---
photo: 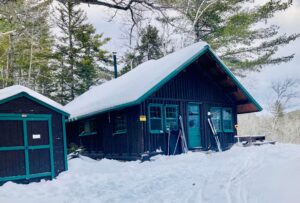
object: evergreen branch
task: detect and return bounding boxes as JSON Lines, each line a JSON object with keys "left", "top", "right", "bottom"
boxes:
{"left": 221, "top": 33, "right": 300, "bottom": 57}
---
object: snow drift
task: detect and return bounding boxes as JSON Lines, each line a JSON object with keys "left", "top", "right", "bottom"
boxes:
{"left": 1, "top": 144, "right": 300, "bottom": 203}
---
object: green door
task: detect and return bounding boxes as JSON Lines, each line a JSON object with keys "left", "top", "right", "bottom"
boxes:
{"left": 26, "top": 119, "right": 54, "bottom": 179}
{"left": 0, "top": 114, "right": 54, "bottom": 182}
{"left": 187, "top": 104, "right": 201, "bottom": 148}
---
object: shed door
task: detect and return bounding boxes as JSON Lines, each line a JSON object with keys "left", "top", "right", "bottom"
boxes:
{"left": 27, "top": 120, "right": 53, "bottom": 177}
{"left": 187, "top": 104, "right": 202, "bottom": 148}
{"left": 0, "top": 115, "right": 54, "bottom": 182}
{"left": 0, "top": 120, "right": 26, "bottom": 179}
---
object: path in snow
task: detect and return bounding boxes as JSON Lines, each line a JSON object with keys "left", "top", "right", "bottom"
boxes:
{"left": 1, "top": 144, "right": 300, "bottom": 203}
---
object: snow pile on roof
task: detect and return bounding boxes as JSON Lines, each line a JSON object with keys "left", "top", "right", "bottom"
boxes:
{"left": 0, "top": 85, "right": 68, "bottom": 114}
{"left": 65, "top": 41, "right": 208, "bottom": 119}
{"left": 1, "top": 144, "right": 300, "bottom": 203}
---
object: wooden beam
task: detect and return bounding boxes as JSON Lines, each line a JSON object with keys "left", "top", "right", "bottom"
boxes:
{"left": 223, "top": 86, "right": 238, "bottom": 93}
{"left": 237, "top": 100, "right": 250, "bottom": 105}
{"left": 214, "top": 74, "right": 227, "bottom": 81}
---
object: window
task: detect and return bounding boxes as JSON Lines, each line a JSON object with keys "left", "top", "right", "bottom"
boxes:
{"left": 79, "top": 119, "right": 97, "bottom": 136}
{"left": 210, "top": 107, "right": 234, "bottom": 133}
{"left": 222, "top": 108, "right": 233, "bottom": 132}
{"left": 210, "top": 107, "right": 222, "bottom": 132}
{"left": 148, "top": 104, "right": 163, "bottom": 134}
{"left": 113, "top": 114, "right": 127, "bottom": 135}
{"left": 165, "top": 105, "right": 178, "bottom": 131}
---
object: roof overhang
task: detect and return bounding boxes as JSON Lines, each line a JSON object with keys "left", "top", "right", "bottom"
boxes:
{"left": 68, "top": 45, "right": 261, "bottom": 121}
{"left": 205, "top": 48, "right": 263, "bottom": 114}
{"left": 0, "top": 92, "right": 70, "bottom": 117}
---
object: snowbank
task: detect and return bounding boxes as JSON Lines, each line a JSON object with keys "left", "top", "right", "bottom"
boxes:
{"left": 1, "top": 144, "right": 300, "bottom": 203}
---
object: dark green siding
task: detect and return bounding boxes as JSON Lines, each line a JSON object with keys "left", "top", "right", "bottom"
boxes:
{"left": 67, "top": 54, "right": 238, "bottom": 159}
{"left": 0, "top": 97, "right": 67, "bottom": 182}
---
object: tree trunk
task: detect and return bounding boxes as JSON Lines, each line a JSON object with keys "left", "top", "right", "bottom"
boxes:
{"left": 68, "top": 2, "right": 75, "bottom": 101}
{"left": 28, "top": 28, "right": 34, "bottom": 86}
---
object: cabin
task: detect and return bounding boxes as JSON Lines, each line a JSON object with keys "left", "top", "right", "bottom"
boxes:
{"left": 65, "top": 42, "right": 262, "bottom": 160}
{"left": 0, "top": 85, "right": 69, "bottom": 183}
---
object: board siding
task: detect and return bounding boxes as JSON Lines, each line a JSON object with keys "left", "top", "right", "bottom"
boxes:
{"left": 67, "top": 57, "right": 238, "bottom": 159}
{"left": 0, "top": 97, "right": 66, "bottom": 179}
{"left": 67, "top": 106, "right": 143, "bottom": 160}
{"left": 141, "top": 60, "right": 237, "bottom": 153}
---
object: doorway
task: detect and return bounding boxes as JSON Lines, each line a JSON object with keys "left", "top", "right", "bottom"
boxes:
{"left": 187, "top": 104, "right": 202, "bottom": 148}
{"left": 0, "top": 114, "right": 54, "bottom": 182}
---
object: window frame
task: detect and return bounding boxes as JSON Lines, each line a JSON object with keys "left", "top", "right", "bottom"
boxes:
{"left": 148, "top": 103, "right": 164, "bottom": 134}
{"left": 210, "top": 107, "right": 234, "bottom": 133}
{"left": 164, "top": 104, "right": 179, "bottom": 131}
{"left": 113, "top": 113, "right": 127, "bottom": 135}
{"left": 79, "top": 119, "right": 97, "bottom": 137}
{"left": 210, "top": 107, "right": 222, "bottom": 133}
{"left": 222, "top": 107, "right": 234, "bottom": 133}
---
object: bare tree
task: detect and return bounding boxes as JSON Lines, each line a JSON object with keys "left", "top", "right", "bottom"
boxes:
{"left": 269, "top": 78, "right": 299, "bottom": 137}
{"left": 271, "top": 79, "right": 299, "bottom": 113}
{"left": 68, "top": 0, "right": 171, "bottom": 45}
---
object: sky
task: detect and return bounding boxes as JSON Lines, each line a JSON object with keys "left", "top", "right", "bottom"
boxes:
{"left": 77, "top": 1, "right": 300, "bottom": 113}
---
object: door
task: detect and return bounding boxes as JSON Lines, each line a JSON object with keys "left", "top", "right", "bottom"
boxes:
{"left": 27, "top": 119, "right": 54, "bottom": 178}
{"left": 0, "top": 119, "right": 26, "bottom": 179}
{"left": 187, "top": 104, "right": 201, "bottom": 148}
{"left": 0, "top": 114, "right": 54, "bottom": 182}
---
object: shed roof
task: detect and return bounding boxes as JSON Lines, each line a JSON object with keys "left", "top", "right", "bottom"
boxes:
{"left": 0, "top": 85, "right": 69, "bottom": 116}
{"left": 65, "top": 42, "right": 262, "bottom": 120}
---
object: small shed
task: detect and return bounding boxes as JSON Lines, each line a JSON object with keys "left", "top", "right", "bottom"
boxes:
{"left": 0, "top": 85, "right": 69, "bottom": 183}
{"left": 65, "top": 41, "right": 262, "bottom": 160}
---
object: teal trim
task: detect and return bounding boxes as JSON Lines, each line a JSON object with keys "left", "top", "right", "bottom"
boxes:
{"left": 222, "top": 108, "right": 234, "bottom": 133}
{"left": 69, "top": 46, "right": 210, "bottom": 121}
{"left": 0, "top": 92, "right": 69, "bottom": 117}
{"left": 0, "top": 175, "right": 27, "bottom": 182}
{"left": 138, "top": 47, "right": 209, "bottom": 105}
{"left": 79, "top": 131, "right": 97, "bottom": 136}
{"left": 0, "top": 145, "right": 50, "bottom": 151}
{"left": 112, "top": 113, "right": 127, "bottom": 135}
{"left": 0, "top": 172, "right": 52, "bottom": 182}
{"left": 187, "top": 103, "right": 202, "bottom": 148}
{"left": 28, "top": 172, "right": 52, "bottom": 179}
{"left": 62, "top": 116, "right": 68, "bottom": 171}
{"left": 164, "top": 104, "right": 179, "bottom": 131}
{"left": 48, "top": 119, "right": 55, "bottom": 179}
{"left": 206, "top": 48, "right": 263, "bottom": 112}
{"left": 0, "top": 146, "right": 25, "bottom": 151}
{"left": 210, "top": 107, "right": 235, "bottom": 133}
{"left": 148, "top": 103, "right": 164, "bottom": 134}
{"left": 0, "top": 114, "right": 55, "bottom": 182}
{"left": 23, "top": 119, "right": 30, "bottom": 179}
{"left": 0, "top": 117, "right": 23, "bottom": 120}
{"left": 113, "top": 130, "right": 127, "bottom": 135}
{"left": 69, "top": 44, "right": 262, "bottom": 121}
{"left": 210, "top": 107, "right": 222, "bottom": 133}
{"left": 26, "top": 117, "right": 51, "bottom": 121}
{"left": 0, "top": 113, "right": 51, "bottom": 119}
{"left": 28, "top": 145, "right": 50, "bottom": 150}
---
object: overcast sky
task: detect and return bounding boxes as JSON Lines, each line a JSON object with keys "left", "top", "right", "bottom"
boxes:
{"left": 77, "top": 1, "right": 300, "bottom": 113}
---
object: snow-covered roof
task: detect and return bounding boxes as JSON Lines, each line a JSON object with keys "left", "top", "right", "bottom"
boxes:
{"left": 65, "top": 41, "right": 262, "bottom": 120}
{"left": 0, "top": 85, "right": 69, "bottom": 116}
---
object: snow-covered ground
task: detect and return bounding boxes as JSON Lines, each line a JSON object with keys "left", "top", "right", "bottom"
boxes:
{"left": 1, "top": 144, "right": 300, "bottom": 203}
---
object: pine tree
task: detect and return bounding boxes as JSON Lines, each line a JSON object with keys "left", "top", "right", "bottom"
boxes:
{"left": 55, "top": 0, "right": 86, "bottom": 103}
{"left": 74, "top": 24, "right": 111, "bottom": 96}
{"left": 0, "top": 0, "right": 54, "bottom": 92}
{"left": 136, "top": 25, "right": 163, "bottom": 62}
{"left": 169, "top": 0, "right": 300, "bottom": 73}
{"left": 54, "top": 0, "right": 111, "bottom": 104}
{"left": 122, "top": 25, "right": 163, "bottom": 74}
{"left": 120, "top": 52, "right": 139, "bottom": 75}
